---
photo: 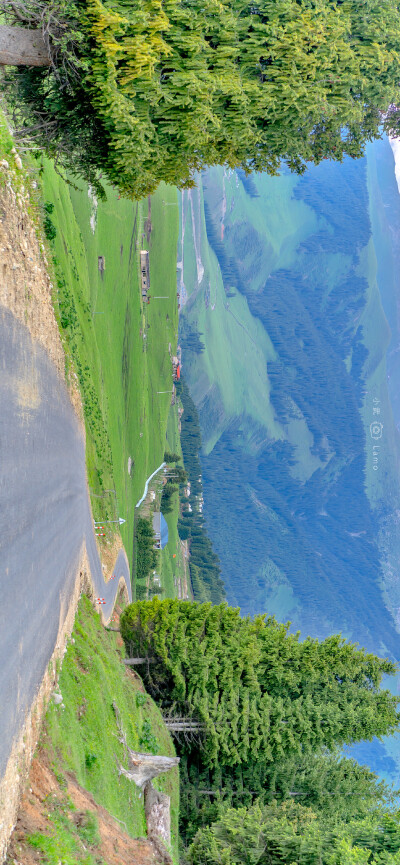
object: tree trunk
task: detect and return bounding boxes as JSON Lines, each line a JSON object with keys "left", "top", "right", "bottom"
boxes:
{"left": 0, "top": 25, "right": 50, "bottom": 66}
{"left": 144, "top": 782, "right": 171, "bottom": 845}
{"left": 163, "top": 717, "right": 204, "bottom": 732}
{"left": 144, "top": 782, "right": 173, "bottom": 865}
{"left": 123, "top": 657, "right": 155, "bottom": 665}
{"left": 116, "top": 751, "right": 180, "bottom": 789}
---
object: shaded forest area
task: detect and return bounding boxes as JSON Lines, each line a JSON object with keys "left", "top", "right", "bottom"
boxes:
{"left": 176, "top": 378, "right": 225, "bottom": 604}
{"left": 199, "top": 157, "right": 400, "bottom": 656}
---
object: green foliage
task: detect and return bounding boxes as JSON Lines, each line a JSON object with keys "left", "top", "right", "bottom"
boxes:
{"left": 53, "top": 250, "right": 114, "bottom": 486}
{"left": 179, "top": 749, "right": 396, "bottom": 845}
{"left": 164, "top": 451, "right": 181, "bottom": 463}
{"left": 43, "top": 214, "right": 57, "bottom": 241}
{"left": 120, "top": 599, "right": 400, "bottom": 768}
{"left": 161, "top": 482, "right": 179, "bottom": 514}
{"left": 187, "top": 800, "right": 400, "bottom": 865}
{"left": 136, "top": 581, "right": 148, "bottom": 600}
{"left": 135, "top": 516, "right": 158, "bottom": 580}
{"left": 176, "top": 377, "right": 225, "bottom": 603}
{"left": 6, "top": 0, "right": 400, "bottom": 197}
{"left": 84, "top": 752, "right": 98, "bottom": 771}
{"left": 166, "top": 466, "right": 187, "bottom": 484}
{"left": 139, "top": 718, "right": 158, "bottom": 753}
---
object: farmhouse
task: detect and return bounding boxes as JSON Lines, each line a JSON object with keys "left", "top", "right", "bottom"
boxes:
{"left": 172, "top": 355, "right": 181, "bottom": 381}
{"left": 140, "top": 250, "right": 150, "bottom": 295}
{"left": 152, "top": 511, "right": 169, "bottom": 550}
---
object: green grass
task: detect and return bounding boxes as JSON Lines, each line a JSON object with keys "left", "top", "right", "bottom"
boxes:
{"left": 43, "top": 595, "right": 179, "bottom": 861}
{"left": 0, "top": 110, "right": 27, "bottom": 192}
{"left": 180, "top": 178, "right": 281, "bottom": 454}
{"left": 41, "top": 162, "right": 179, "bottom": 572}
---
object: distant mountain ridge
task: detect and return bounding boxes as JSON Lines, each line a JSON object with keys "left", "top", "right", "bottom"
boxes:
{"left": 179, "top": 140, "right": 400, "bottom": 664}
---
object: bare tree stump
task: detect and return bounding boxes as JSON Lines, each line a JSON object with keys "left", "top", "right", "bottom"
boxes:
{"left": 116, "top": 751, "right": 180, "bottom": 789}
{"left": 113, "top": 701, "right": 179, "bottom": 789}
{"left": 0, "top": 26, "right": 50, "bottom": 66}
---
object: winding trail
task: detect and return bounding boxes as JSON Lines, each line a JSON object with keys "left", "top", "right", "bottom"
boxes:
{"left": 0, "top": 306, "right": 131, "bottom": 780}
{"left": 135, "top": 461, "right": 166, "bottom": 509}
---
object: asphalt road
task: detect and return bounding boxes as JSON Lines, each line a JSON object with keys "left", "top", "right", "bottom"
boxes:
{"left": 0, "top": 307, "right": 131, "bottom": 779}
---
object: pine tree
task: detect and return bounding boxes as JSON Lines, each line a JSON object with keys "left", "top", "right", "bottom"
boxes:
{"left": 4, "top": 0, "right": 400, "bottom": 197}
{"left": 188, "top": 800, "right": 400, "bottom": 865}
{"left": 120, "top": 599, "right": 400, "bottom": 767}
{"left": 179, "top": 749, "right": 395, "bottom": 845}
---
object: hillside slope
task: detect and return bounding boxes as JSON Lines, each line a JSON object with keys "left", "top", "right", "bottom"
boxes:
{"left": 179, "top": 143, "right": 400, "bottom": 660}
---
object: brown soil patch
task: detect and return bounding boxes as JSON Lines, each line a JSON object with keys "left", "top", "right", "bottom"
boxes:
{"left": 100, "top": 532, "right": 124, "bottom": 582}
{"left": 6, "top": 750, "right": 159, "bottom": 865}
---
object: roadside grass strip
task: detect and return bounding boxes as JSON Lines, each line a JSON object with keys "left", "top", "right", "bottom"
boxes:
{"left": 42, "top": 596, "right": 179, "bottom": 861}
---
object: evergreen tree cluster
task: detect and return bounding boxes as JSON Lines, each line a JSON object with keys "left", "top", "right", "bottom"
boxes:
{"left": 177, "top": 377, "right": 225, "bottom": 603}
{"left": 187, "top": 798, "right": 400, "bottom": 865}
{"left": 179, "top": 749, "right": 393, "bottom": 845}
{"left": 120, "top": 599, "right": 400, "bottom": 861}
{"left": 135, "top": 516, "right": 157, "bottom": 581}
{"left": 120, "top": 599, "right": 399, "bottom": 769}
{"left": 5, "top": 0, "right": 400, "bottom": 196}
{"left": 161, "top": 480, "right": 179, "bottom": 514}
{"left": 179, "top": 319, "right": 206, "bottom": 356}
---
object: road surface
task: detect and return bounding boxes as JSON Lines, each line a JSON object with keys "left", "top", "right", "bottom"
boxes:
{"left": 0, "top": 307, "right": 131, "bottom": 779}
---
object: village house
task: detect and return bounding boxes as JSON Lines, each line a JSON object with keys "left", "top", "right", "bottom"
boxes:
{"left": 152, "top": 511, "right": 169, "bottom": 550}
{"left": 140, "top": 250, "right": 150, "bottom": 298}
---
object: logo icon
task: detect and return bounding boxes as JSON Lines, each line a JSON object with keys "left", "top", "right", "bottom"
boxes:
{"left": 370, "top": 422, "right": 383, "bottom": 440}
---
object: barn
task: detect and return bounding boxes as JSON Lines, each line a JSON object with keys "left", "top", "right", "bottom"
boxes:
{"left": 152, "top": 511, "right": 169, "bottom": 550}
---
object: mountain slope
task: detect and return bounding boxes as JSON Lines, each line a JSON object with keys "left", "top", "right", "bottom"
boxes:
{"left": 179, "top": 142, "right": 400, "bottom": 661}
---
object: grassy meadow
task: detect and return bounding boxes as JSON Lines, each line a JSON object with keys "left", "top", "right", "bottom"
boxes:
{"left": 159, "top": 402, "right": 191, "bottom": 599}
{"left": 179, "top": 166, "right": 322, "bottom": 456}
{"left": 41, "top": 161, "right": 179, "bottom": 574}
